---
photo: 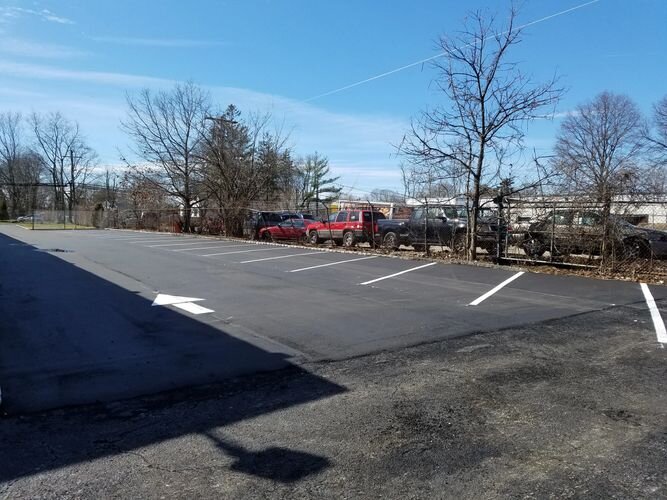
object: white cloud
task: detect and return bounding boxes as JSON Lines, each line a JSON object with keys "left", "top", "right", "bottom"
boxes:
{"left": 0, "top": 86, "right": 45, "bottom": 98}
{"left": 0, "top": 60, "right": 173, "bottom": 87}
{"left": 0, "top": 61, "right": 409, "bottom": 190}
{"left": 0, "top": 39, "right": 88, "bottom": 59}
{"left": 90, "top": 36, "right": 228, "bottom": 48}
{"left": 0, "top": 7, "right": 74, "bottom": 25}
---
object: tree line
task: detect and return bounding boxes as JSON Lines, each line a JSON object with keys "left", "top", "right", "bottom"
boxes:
{"left": 1, "top": 5, "right": 666, "bottom": 255}
{"left": 0, "top": 87, "right": 342, "bottom": 234}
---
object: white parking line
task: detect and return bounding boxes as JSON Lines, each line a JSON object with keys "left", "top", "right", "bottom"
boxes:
{"left": 172, "top": 244, "right": 255, "bottom": 252}
{"left": 201, "top": 247, "right": 288, "bottom": 257}
{"left": 359, "top": 262, "right": 437, "bottom": 286}
{"left": 640, "top": 283, "right": 667, "bottom": 344}
{"left": 468, "top": 271, "right": 525, "bottom": 306}
{"left": 289, "top": 255, "right": 378, "bottom": 273}
{"left": 240, "top": 251, "right": 321, "bottom": 264}
{"left": 106, "top": 236, "right": 171, "bottom": 241}
{"left": 129, "top": 238, "right": 190, "bottom": 244}
{"left": 147, "top": 241, "right": 215, "bottom": 247}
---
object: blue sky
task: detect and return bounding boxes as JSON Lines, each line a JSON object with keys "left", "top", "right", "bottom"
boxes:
{"left": 0, "top": 0, "right": 665, "bottom": 196}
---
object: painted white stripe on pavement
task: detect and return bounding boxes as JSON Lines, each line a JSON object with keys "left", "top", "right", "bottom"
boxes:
{"left": 359, "top": 262, "right": 437, "bottom": 285}
{"left": 106, "top": 236, "right": 171, "bottom": 241}
{"left": 172, "top": 302, "right": 214, "bottom": 315}
{"left": 240, "top": 251, "right": 321, "bottom": 264}
{"left": 147, "top": 240, "right": 215, "bottom": 247}
{"left": 289, "top": 255, "right": 378, "bottom": 272}
{"left": 172, "top": 244, "right": 255, "bottom": 252}
{"left": 201, "top": 247, "right": 287, "bottom": 257}
{"left": 640, "top": 283, "right": 667, "bottom": 344}
{"left": 129, "top": 238, "right": 186, "bottom": 244}
{"left": 469, "top": 271, "right": 525, "bottom": 306}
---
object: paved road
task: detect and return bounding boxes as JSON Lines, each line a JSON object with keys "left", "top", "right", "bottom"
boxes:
{"left": 0, "top": 226, "right": 665, "bottom": 414}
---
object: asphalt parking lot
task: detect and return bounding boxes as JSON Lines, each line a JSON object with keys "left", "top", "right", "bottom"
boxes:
{"left": 1, "top": 226, "right": 667, "bottom": 498}
{"left": 1, "top": 225, "right": 665, "bottom": 414}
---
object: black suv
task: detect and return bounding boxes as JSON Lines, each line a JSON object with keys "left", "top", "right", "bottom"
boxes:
{"left": 521, "top": 210, "right": 667, "bottom": 259}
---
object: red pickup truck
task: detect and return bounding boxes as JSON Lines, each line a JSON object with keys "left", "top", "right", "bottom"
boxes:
{"left": 307, "top": 209, "right": 385, "bottom": 247}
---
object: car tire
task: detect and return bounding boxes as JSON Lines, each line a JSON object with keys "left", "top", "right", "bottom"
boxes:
{"left": 452, "top": 234, "right": 466, "bottom": 254}
{"left": 309, "top": 230, "right": 319, "bottom": 245}
{"left": 621, "top": 238, "right": 651, "bottom": 259}
{"left": 521, "top": 236, "right": 546, "bottom": 259}
{"left": 342, "top": 231, "right": 356, "bottom": 248}
{"left": 299, "top": 233, "right": 309, "bottom": 245}
{"left": 412, "top": 243, "right": 426, "bottom": 252}
{"left": 383, "top": 231, "right": 399, "bottom": 250}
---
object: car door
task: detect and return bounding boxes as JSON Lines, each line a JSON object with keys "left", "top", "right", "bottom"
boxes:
{"left": 409, "top": 208, "right": 426, "bottom": 242}
{"left": 331, "top": 211, "right": 349, "bottom": 240}
{"left": 430, "top": 206, "right": 452, "bottom": 245}
{"left": 576, "top": 211, "right": 603, "bottom": 254}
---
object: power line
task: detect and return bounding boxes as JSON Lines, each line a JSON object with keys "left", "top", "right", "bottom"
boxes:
{"left": 302, "top": 0, "right": 601, "bottom": 103}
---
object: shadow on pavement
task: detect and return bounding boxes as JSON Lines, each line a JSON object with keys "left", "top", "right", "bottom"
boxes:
{"left": 0, "top": 231, "right": 345, "bottom": 483}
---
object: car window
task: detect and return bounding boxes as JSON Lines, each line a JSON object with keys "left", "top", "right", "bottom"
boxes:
{"left": 578, "top": 212, "right": 601, "bottom": 226}
{"left": 336, "top": 211, "right": 348, "bottom": 223}
{"left": 302, "top": 214, "right": 315, "bottom": 219}
{"left": 350, "top": 212, "right": 359, "bottom": 222}
{"left": 291, "top": 220, "right": 304, "bottom": 227}
{"left": 263, "top": 213, "right": 282, "bottom": 223}
{"left": 424, "top": 207, "right": 441, "bottom": 219}
{"left": 362, "top": 211, "right": 385, "bottom": 222}
{"left": 442, "top": 207, "right": 459, "bottom": 219}
{"left": 548, "top": 211, "right": 573, "bottom": 225}
{"left": 328, "top": 213, "right": 337, "bottom": 222}
{"left": 412, "top": 208, "right": 424, "bottom": 220}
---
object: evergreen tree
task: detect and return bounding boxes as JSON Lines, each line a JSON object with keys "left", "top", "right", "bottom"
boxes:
{"left": 299, "top": 153, "right": 341, "bottom": 215}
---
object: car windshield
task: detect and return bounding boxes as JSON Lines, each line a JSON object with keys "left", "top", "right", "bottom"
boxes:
{"left": 442, "top": 207, "right": 466, "bottom": 219}
{"left": 262, "top": 213, "right": 282, "bottom": 223}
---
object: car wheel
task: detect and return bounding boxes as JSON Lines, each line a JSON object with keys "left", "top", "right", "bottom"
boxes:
{"left": 309, "top": 230, "right": 319, "bottom": 245}
{"left": 452, "top": 234, "right": 466, "bottom": 254}
{"left": 342, "top": 231, "right": 356, "bottom": 248}
{"left": 299, "top": 233, "right": 309, "bottom": 245}
{"left": 412, "top": 243, "right": 426, "bottom": 252}
{"left": 621, "top": 238, "right": 651, "bottom": 259}
{"left": 521, "top": 236, "right": 546, "bottom": 259}
{"left": 383, "top": 231, "right": 399, "bottom": 250}
{"left": 262, "top": 231, "right": 273, "bottom": 241}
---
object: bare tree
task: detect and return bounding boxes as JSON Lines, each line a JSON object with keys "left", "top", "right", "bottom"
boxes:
{"left": 31, "top": 112, "right": 90, "bottom": 215}
{"left": 400, "top": 6, "right": 563, "bottom": 259}
{"left": 553, "top": 91, "right": 646, "bottom": 256}
{"left": 121, "top": 81, "right": 210, "bottom": 232}
{"left": 554, "top": 92, "right": 645, "bottom": 207}
{"left": 370, "top": 188, "right": 404, "bottom": 203}
{"left": 201, "top": 105, "right": 294, "bottom": 236}
{"left": 119, "top": 169, "right": 169, "bottom": 228}
{"left": 645, "top": 95, "right": 667, "bottom": 189}
{"left": 0, "top": 112, "right": 41, "bottom": 217}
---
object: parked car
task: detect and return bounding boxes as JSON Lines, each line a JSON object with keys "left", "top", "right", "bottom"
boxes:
{"left": 16, "top": 214, "right": 44, "bottom": 223}
{"left": 306, "top": 209, "right": 385, "bottom": 247}
{"left": 243, "top": 211, "right": 284, "bottom": 240}
{"left": 377, "top": 205, "right": 499, "bottom": 253}
{"left": 259, "top": 218, "right": 311, "bottom": 243}
{"left": 279, "top": 211, "right": 317, "bottom": 222}
{"left": 520, "top": 210, "right": 667, "bottom": 259}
